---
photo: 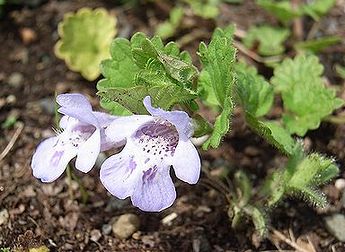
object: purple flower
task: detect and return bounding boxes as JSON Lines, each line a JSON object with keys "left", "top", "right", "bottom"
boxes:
{"left": 100, "top": 96, "right": 201, "bottom": 212}
{"left": 31, "top": 93, "right": 117, "bottom": 183}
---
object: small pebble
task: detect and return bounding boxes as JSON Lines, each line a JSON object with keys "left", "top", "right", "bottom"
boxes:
{"left": 161, "top": 212, "right": 178, "bottom": 226}
{"left": 335, "top": 179, "right": 345, "bottom": 191}
{"left": 132, "top": 231, "right": 141, "bottom": 240}
{"left": 6, "top": 95, "right": 16, "bottom": 104}
{"left": 141, "top": 235, "right": 155, "bottom": 248}
{"left": 39, "top": 97, "right": 55, "bottom": 115}
{"left": 102, "top": 224, "right": 112, "bottom": 235}
{"left": 8, "top": 72, "right": 24, "bottom": 88}
{"left": 90, "top": 229, "right": 102, "bottom": 242}
{"left": 112, "top": 213, "right": 140, "bottom": 239}
{"left": 324, "top": 214, "right": 345, "bottom": 242}
{"left": 20, "top": 27, "right": 37, "bottom": 44}
{"left": 0, "top": 209, "right": 9, "bottom": 225}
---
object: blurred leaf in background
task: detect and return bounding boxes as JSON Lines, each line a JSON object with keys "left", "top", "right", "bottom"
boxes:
{"left": 302, "top": 0, "right": 336, "bottom": 21}
{"left": 294, "top": 36, "right": 341, "bottom": 53}
{"left": 256, "top": 0, "right": 336, "bottom": 23}
{"left": 156, "top": 6, "right": 184, "bottom": 39}
{"left": 183, "top": 0, "right": 220, "bottom": 19}
{"left": 271, "top": 54, "right": 343, "bottom": 136}
{"left": 243, "top": 25, "right": 290, "bottom": 56}
{"left": 55, "top": 8, "right": 117, "bottom": 81}
{"left": 256, "top": 0, "right": 301, "bottom": 23}
{"left": 336, "top": 64, "right": 345, "bottom": 79}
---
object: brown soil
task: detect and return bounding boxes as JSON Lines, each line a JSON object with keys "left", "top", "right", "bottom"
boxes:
{"left": 1, "top": 0, "right": 345, "bottom": 251}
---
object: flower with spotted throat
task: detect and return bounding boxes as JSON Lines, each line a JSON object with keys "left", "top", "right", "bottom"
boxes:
{"left": 31, "top": 93, "right": 117, "bottom": 182}
{"left": 100, "top": 96, "right": 201, "bottom": 212}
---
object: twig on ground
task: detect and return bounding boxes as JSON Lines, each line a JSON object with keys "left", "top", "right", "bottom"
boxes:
{"left": 234, "top": 40, "right": 283, "bottom": 64}
{"left": 269, "top": 228, "right": 312, "bottom": 252}
{"left": 0, "top": 122, "right": 24, "bottom": 162}
{"left": 177, "top": 29, "right": 209, "bottom": 47}
{"left": 292, "top": 0, "right": 303, "bottom": 40}
{"left": 234, "top": 28, "right": 246, "bottom": 39}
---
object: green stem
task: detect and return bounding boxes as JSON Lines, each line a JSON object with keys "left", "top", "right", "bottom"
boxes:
{"left": 71, "top": 171, "right": 89, "bottom": 204}
{"left": 325, "top": 115, "right": 345, "bottom": 124}
{"left": 66, "top": 165, "right": 74, "bottom": 201}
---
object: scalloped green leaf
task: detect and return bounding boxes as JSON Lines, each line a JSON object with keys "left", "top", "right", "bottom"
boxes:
{"left": 271, "top": 54, "right": 344, "bottom": 136}
{"left": 235, "top": 63, "right": 274, "bottom": 117}
{"left": 198, "top": 26, "right": 237, "bottom": 149}
{"left": 97, "top": 32, "right": 198, "bottom": 115}
{"left": 243, "top": 25, "right": 290, "bottom": 56}
{"left": 55, "top": 8, "right": 117, "bottom": 81}
{"left": 98, "top": 84, "right": 197, "bottom": 114}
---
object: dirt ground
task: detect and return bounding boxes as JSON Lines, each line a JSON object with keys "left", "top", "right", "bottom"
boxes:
{"left": 1, "top": 0, "right": 345, "bottom": 251}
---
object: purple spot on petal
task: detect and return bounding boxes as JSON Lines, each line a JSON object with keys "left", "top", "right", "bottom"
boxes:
{"left": 144, "top": 158, "right": 150, "bottom": 164}
{"left": 50, "top": 151, "right": 64, "bottom": 167}
{"left": 142, "top": 166, "right": 157, "bottom": 184}
{"left": 129, "top": 157, "right": 137, "bottom": 171}
{"left": 133, "top": 119, "right": 179, "bottom": 159}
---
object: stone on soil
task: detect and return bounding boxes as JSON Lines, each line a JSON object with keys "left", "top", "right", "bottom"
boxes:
{"left": 0, "top": 209, "right": 9, "bottom": 226}
{"left": 112, "top": 213, "right": 140, "bottom": 239}
{"left": 324, "top": 214, "right": 345, "bottom": 242}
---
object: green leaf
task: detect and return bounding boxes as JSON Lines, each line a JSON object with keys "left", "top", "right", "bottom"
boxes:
{"left": 271, "top": 54, "right": 344, "bottom": 136}
{"left": 245, "top": 113, "right": 297, "bottom": 156}
{"left": 132, "top": 38, "right": 198, "bottom": 88}
{"left": 184, "top": 0, "right": 220, "bottom": 19}
{"left": 243, "top": 25, "right": 290, "bottom": 56}
{"left": 243, "top": 205, "right": 268, "bottom": 237}
{"left": 198, "top": 26, "right": 237, "bottom": 149}
{"left": 302, "top": 0, "right": 336, "bottom": 20}
{"left": 97, "top": 32, "right": 198, "bottom": 115}
{"left": 335, "top": 64, "right": 345, "bottom": 79}
{"left": 295, "top": 186, "right": 328, "bottom": 208}
{"left": 235, "top": 63, "right": 274, "bottom": 117}
{"left": 256, "top": 0, "right": 301, "bottom": 23}
{"left": 261, "top": 148, "right": 338, "bottom": 208}
{"left": 286, "top": 153, "right": 338, "bottom": 208}
{"left": 55, "top": 8, "right": 117, "bottom": 81}
{"left": 155, "top": 7, "right": 184, "bottom": 39}
{"left": 234, "top": 170, "right": 252, "bottom": 207}
{"left": 260, "top": 170, "right": 286, "bottom": 207}
{"left": 294, "top": 36, "right": 341, "bottom": 53}
{"left": 98, "top": 84, "right": 197, "bottom": 114}
{"left": 257, "top": 0, "right": 335, "bottom": 22}
{"left": 192, "top": 114, "right": 214, "bottom": 137}
{"left": 288, "top": 153, "right": 339, "bottom": 188}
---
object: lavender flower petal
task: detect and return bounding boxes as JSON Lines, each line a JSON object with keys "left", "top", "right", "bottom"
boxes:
{"left": 56, "top": 93, "right": 92, "bottom": 111}
{"left": 143, "top": 96, "right": 193, "bottom": 140}
{"left": 75, "top": 129, "right": 101, "bottom": 173}
{"left": 131, "top": 166, "right": 176, "bottom": 212}
{"left": 105, "top": 115, "right": 153, "bottom": 143}
{"left": 172, "top": 139, "right": 201, "bottom": 184}
{"left": 57, "top": 93, "right": 98, "bottom": 126}
{"left": 92, "top": 111, "right": 117, "bottom": 128}
{"left": 31, "top": 137, "right": 77, "bottom": 182}
{"left": 100, "top": 144, "right": 141, "bottom": 199}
